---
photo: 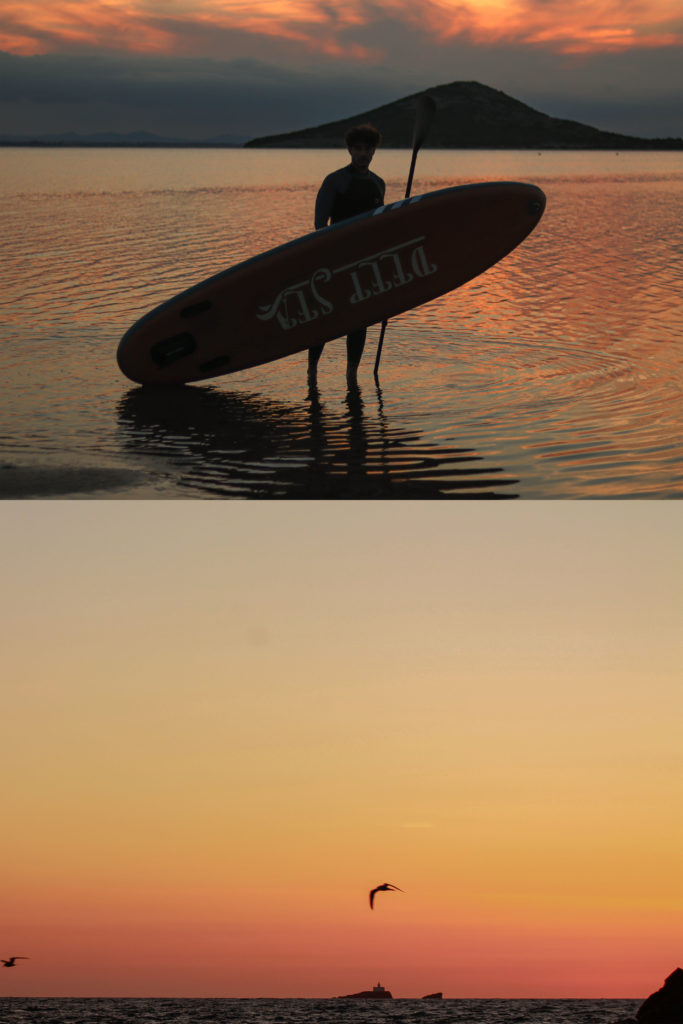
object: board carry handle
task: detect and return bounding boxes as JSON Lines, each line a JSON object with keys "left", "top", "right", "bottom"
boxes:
{"left": 374, "top": 93, "right": 436, "bottom": 379}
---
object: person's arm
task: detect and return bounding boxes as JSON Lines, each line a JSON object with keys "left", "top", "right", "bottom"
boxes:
{"left": 314, "top": 172, "right": 339, "bottom": 229}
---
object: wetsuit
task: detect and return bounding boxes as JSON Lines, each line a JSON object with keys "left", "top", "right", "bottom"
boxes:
{"left": 315, "top": 164, "right": 386, "bottom": 229}
{"left": 310, "top": 164, "right": 386, "bottom": 372}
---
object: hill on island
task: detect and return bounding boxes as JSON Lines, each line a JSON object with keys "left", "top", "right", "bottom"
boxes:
{"left": 245, "top": 81, "right": 682, "bottom": 150}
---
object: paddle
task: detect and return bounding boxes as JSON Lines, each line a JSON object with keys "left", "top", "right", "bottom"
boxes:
{"left": 373, "top": 93, "right": 437, "bottom": 379}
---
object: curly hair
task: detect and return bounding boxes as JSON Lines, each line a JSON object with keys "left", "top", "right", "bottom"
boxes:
{"left": 344, "top": 123, "right": 382, "bottom": 148}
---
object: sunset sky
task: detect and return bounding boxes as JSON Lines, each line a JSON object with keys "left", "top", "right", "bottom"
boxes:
{"left": 1, "top": 501, "right": 681, "bottom": 998}
{"left": 1, "top": 0, "right": 682, "bottom": 138}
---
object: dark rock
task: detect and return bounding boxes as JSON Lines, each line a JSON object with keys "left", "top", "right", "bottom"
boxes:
{"left": 422, "top": 992, "right": 443, "bottom": 999}
{"left": 636, "top": 968, "right": 683, "bottom": 1023}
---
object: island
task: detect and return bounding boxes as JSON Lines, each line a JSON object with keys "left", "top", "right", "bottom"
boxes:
{"left": 337, "top": 983, "right": 445, "bottom": 999}
{"left": 245, "top": 81, "right": 683, "bottom": 151}
{"left": 4, "top": 81, "right": 681, "bottom": 151}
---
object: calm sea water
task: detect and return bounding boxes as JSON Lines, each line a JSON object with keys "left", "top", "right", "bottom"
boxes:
{"left": 1, "top": 148, "right": 681, "bottom": 498}
{"left": 0, "top": 998, "right": 641, "bottom": 1023}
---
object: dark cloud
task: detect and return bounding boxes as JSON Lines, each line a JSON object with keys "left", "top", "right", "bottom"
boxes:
{"left": 514, "top": 46, "right": 683, "bottom": 136}
{"left": 0, "top": 38, "right": 681, "bottom": 139}
{"left": 0, "top": 51, "right": 411, "bottom": 137}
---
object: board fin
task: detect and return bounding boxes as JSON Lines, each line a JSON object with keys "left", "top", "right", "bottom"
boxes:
{"left": 199, "top": 354, "right": 232, "bottom": 373}
{"left": 150, "top": 332, "right": 197, "bottom": 368}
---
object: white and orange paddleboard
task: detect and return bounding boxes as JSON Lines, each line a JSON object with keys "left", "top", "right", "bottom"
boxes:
{"left": 117, "top": 181, "right": 545, "bottom": 385}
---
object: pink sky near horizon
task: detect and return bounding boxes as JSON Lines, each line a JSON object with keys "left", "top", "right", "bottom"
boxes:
{"left": 1, "top": 502, "right": 682, "bottom": 998}
{"left": 2, "top": 0, "right": 683, "bottom": 59}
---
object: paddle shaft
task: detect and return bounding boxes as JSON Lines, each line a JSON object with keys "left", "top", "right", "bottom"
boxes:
{"left": 373, "top": 165, "right": 415, "bottom": 370}
{"left": 404, "top": 149, "right": 419, "bottom": 201}
{"left": 374, "top": 95, "right": 435, "bottom": 378}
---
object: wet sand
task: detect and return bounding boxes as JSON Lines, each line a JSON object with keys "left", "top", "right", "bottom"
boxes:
{"left": 0, "top": 463, "right": 143, "bottom": 499}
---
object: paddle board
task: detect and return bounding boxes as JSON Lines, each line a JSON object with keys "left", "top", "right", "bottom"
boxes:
{"left": 117, "top": 181, "right": 545, "bottom": 385}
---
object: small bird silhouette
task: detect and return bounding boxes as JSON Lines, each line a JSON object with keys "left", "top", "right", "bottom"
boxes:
{"left": 369, "top": 883, "right": 404, "bottom": 909}
{"left": 2, "top": 958, "right": 29, "bottom": 967}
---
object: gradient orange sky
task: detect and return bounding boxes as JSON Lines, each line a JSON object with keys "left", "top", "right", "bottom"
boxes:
{"left": 1, "top": 502, "right": 681, "bottom": 998}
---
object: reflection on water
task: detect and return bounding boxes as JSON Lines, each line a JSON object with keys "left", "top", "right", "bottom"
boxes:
{"left": 117, "top": 384, "right": 518, "bottom": 498}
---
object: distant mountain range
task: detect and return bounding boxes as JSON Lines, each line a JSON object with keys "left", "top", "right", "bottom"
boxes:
{"left": 246, "top": 81, "right": 683, "bottom": 150}
{"left": 0, "top": 130, "right": 248, "bottom": 147}
{"left": 2, "top": 82, "right": 681, "bottom": 149}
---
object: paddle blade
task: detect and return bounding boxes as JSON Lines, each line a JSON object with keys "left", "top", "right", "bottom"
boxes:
{"left": 411, "top": 94, "right": 436, "bottom": 151}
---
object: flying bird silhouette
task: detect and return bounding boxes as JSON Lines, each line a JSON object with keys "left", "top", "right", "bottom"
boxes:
{"left": 2, "top": 958, "right": 29, "bottom": 967}
{"left": 369, "top": 883, "right": 404, "bottom": 909}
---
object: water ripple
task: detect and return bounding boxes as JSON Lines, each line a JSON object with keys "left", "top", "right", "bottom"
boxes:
{"left": 0, "top": 998, "right": 644, "bottom": 1024}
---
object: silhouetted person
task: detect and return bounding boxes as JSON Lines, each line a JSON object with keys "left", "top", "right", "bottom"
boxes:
{"left": 369, "top": 882, "right": 404, "bottom": 909}
{"left": 309, "top": 124, "right": 385, "bottom": 383}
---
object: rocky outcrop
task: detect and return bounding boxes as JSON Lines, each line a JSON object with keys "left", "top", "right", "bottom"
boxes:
{"left": 636, "top": 969, "right": 683, "bottom": 1023}
{"left": 422, "top": 992, "right": 443, "bottom": 999}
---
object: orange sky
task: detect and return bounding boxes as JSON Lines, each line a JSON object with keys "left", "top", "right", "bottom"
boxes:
{"left": 2, "top": 0, "right": 682, "bottom": 58}
{"left": 1, "top": 502, "right": 681, "bottom": 997}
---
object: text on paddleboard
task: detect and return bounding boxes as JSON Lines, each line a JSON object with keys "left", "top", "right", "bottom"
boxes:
{"left": 256, "top": 237, "right": 437, "bottom": 331}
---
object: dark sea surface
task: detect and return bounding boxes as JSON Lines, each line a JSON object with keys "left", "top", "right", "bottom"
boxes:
{"left": 2, "top": 147, "right": 681, "bottom": 498}
{"left": 0, "top": 998, "right": 641, "bottom": 1024}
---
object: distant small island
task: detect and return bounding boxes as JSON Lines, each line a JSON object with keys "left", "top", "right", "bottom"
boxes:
{"left": 337, "top": 982, "right": 444, "bottom": 999}
{"left": 245, "top": 81, "right": 683, "bottom": 151}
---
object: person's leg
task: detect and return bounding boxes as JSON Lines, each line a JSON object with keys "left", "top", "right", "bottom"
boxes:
{"left": 308, "top": 343, "right": 324, "bottom": 378}
{"left": 346, "top": 328, "right": 366, "bottom": 380}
